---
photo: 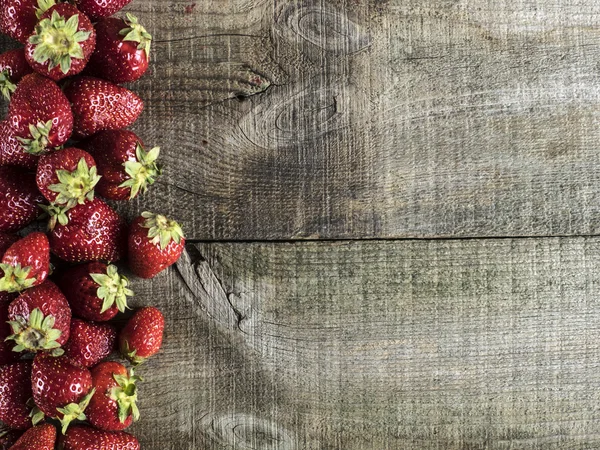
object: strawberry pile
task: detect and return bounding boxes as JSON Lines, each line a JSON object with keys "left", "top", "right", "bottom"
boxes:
{"left": 0, "top": 0, "right": 185, "bottom": 448}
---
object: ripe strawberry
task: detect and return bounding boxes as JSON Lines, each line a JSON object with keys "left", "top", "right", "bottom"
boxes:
{"left": 86, "top": 14, "right": 151, "bottom": 84}
{"left": 62, "top": 425, "right": 139, "bottom": 450}
{"left": 46, "top": 198, "right": 127, "bottom": 263}
{"left": 6, "top": 423, "right": 56, "bottom": 450}
{"left": 73, "top": 0, "right": 132, "bottom": 20}
{"left": 0, "top": 0, "right": 55, "bottom": 44}
{"left": 119, "top": 307, "right": 164, "bottom": 364}
{"left": 64, "top": 76, "right": 143, "bottom": 138}
{"left": 63, "top": 319, "right": 116, "bottom": 368}
{"left": 31, "top": 353, "right": 94, "bottom": 433}
{"left": 0, "top": 49, "right": 32, "bottom": 100}
{"left": 0, "top": 232, "right": 50, "bottom": 293}
{"left": 0, "top": 121, "right": 38, "bottom": 169}
{"left": 57, "top": 262, "right": 133, "bottom": 322}
{"left": 8, "top": 73, "right": 73, "bottom": 155}
{"left": 86, "top": 362, "right": 141, "bottom": 431}
{"left": 128, "top": 212, "right": 185, "bottom": 278}
{"left": 6, "top": 280, "right": 71, "bottom": 353}
{"left": 0, "top": 166, "right": 44, "bottom": 232}
{"left": 0, "top": 296, "right": 19, "bottom": 365}
{"left": 82, "top": 130, "right": 160, "bottom": 200}
{"left": 0, "top": 232, "right": 19, "bottom": 255}
{"left": 0, "top": 362, "right": 32, "bottom": 429}
{"left": 26, "top": 4, "right": 95, "bottom": 81}
{"left": 36, "top": 147, "right": 99, "bottom": 208}
{"left": 0, "top": 429, "right": 22, "bottom": 449}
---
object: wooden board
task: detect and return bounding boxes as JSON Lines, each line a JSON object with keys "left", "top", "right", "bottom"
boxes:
{"left": 126, "top": 238, "right": 600, "bottom": 449}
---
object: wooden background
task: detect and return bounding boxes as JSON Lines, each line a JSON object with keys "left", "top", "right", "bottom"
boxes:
{"left": 5, "top": 0, "right": 600, "bottom": 448}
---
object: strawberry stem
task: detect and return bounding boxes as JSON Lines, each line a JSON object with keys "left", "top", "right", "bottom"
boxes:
{"left": 120, "top": 13, "right": 152, "bottom": 59}
{"left": 110, "top": 368, "right": 142, "bottom": 423}
{"left": 5, "top": 308, "right": 64, "bottom": 354}
{"left": 0, "top": 70, "right": 16, "bottom": 101}
{"left": 56, "top": 388, "right": 95, "bottom": 434}
{"left": 0, "top": 263, "right": 36, "bottom": 293}
{"left": 90, "top": 264, "right": 134, "bottom": 314}
{"left": 17, "top": 120, "right": 53, "bottom": 155}
{"left": 141, "top": 211, "right": 184, "bottom": 250}
{"left": 48, "top": 157, "right": 100, "bottom": 208}
{"left": 40, "top": 203, "right": 70, "bottom": 230}
{"left": 119, "top": 143, "right": 161, "bottom": 199}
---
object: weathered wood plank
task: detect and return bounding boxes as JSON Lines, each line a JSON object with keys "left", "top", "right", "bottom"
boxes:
{"left": 127, "top": 238, "right": 600, "bottom": 449}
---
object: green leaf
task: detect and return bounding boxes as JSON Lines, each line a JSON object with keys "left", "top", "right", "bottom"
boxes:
{"left": 141, "top": 212, "right": 185, "bottom": 250}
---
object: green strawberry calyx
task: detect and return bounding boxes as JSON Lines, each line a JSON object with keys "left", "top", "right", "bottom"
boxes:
{"left": 0, "top": 263, "right": 36, "bottom": 293}
{"left": 28, "top": 11, "right": 92, "bottom": 74}
{"left": 56, "top": 388, "right": 95, "bottom": 434}
{"left": 5, "top": 308, "right": 64, "bottom": 355}
{"left": 141, "top": 211, "right": 184, "bottom": 250}
{"left": 29, "top": 398, "right": 45, "bottom": 426}
{"left": 109, "top": 368, "right": 143, "bottom": 423}
{"left": 120, "top": 13, "right": 152, "bottom": 59}
{"left": 90, "top": 264, "right": 134, "bottom": 314}
{"left": 48, "top": 157, "right": 101, "bottom": 209}
{"left": 40, "top": 203, "right": 71, "bottom": 230}
{"left": 119, "top": 143, "right": 161, "bottom": 199}
{"left": 35, "top": 0, "right": 56, "bottom": 19}
{"left": 0, "top": 69, "right": 16, "bottom": 101}
{"left": 120, "top": 340, "right": 145, "bottom": 365}
{"left": 17, "top": 120, "right": 53, "bottom": 155}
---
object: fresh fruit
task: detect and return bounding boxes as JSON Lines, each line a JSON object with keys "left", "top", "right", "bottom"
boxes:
{"left": 46, "top": 198, "right": 127, "bottom": 263}
{"left": 31, "top": 353, "right": 94, "bottom": 433}
{"left": 0, "top": 232, "right": 50, "bottom": 293}
{"left": 6, "top": 423, "right": 56, "bottom": 450}
{"left": 128, "top": 212, "right": 184, "bottom": 278}
{"left": 0, "top": 362, "right": 32, "bottom": 429}
{"left": 86, "top": 14, "right": 151, "bottom": 84}
{"left": 62, "top": 425, "right": 139, "bottom": 450}
{"left": 72, "top": 0, "right": 132, "bottom": 21}
{"left": 64, "top": 76, "right": 143, "bottom": 138}
{"left": 0, "top": 121, "right": 38, "bottom": 169}
{"left": 0, "top": 48, "right": 33, "bottom": 100}
{"left": 0, "top": 0, "right": 55, "bottom": 44}
{"left": 119, "top": 306, "right": 164, "bottom": 364}
{"left": 6, "top": 280, "right": 71, "bottom": 353}
{"left": 8, "top": 73, "right": 73, "bottom": 155}
{"left": 63, "top": 319, "right": 116, "bottom": 368}
{"left": 82, "top": 130, "right": 160, "bottom": 200}
{"left": 36, "top": 147, "right": 99, "bottom": 207}
{"left": 25, "top": 4, "right": 96, "bottom": 81}
{"left": 0, "top": 166, "right": 44, "bottom": 232}
{"left": 86, "top": 362, "right": 141, "bottom": 431}
{"left": 57, "top": 262, "right": 133, "bottom": 322}
{"left": 0, "top": 297, "right": 18, "bottom": 365}
{"left": 0, "top": 429, "right": 22, "bottom": 449}
{"left": 0, "top": 232, "right": 19, "bottom": 255}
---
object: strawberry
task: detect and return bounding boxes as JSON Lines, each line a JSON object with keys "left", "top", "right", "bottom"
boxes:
{"left": 0, "top": 232, "right": 19, "bottom": 255}
{"left": 64, "top": 76, "right": 143, "bottom": 138}
{"left": 62, "top": 425, "right": 139, "bottom": 450}
{"left": 119, "top": 306, "right": 164, "bottom": 364}
{"left": 57, "top": 262, "right": 133, "bottom": 322}
{"left": 31, "top": 353, "right": 94, "bottom": 433}
{"left": 46, "top": 198, "right": 127, "bottom": 263}
{"left": 6, "top": 423, "right": 56, "bottom": 450}
{"left": 0, "top": 429, "right": 22, "bottom": 449}
{"left": 63, "top": 319, "right": 116, "bottom": 368}
{"left": 25, "top": 4, "right": 95, "bottom": 81}
{"left": 6, "top": 280, "right": 71, "bottom": 353}
{"left": 82, "top": 130, "right": 160, "bottom": 200}
{"left": 36, "top": 147, "right": 99, "bottom": 208}
{"left": 0, "top": 296, "right": 19, "bottom": 365}
{"left": 0, "top": 166, "right": 44, "bottom": 232}
{"left": 86, "top": 14, "right": 151, "bottom": 84}
{"left": 0, "top": 0, "right": 55, "bottom": 44}
{"left": 0, "top": 49, "right": 32, "bottom": 100}
{"left": 86, "top": 362, "right": 141, "bottom": 431}
{"left": 72, "top": 0, "right": 132, "bottom": 21}
{"left": 128, "top": 212, "right": 185, "bottom": 279}
{"left": 0, "top": 232, "right": 50, "bottom": 293}
{"left": 8, "top": 73, "right": 73, "bottom": 155}
{"left": 0, "top": 121, "right": 38, "bottom": 169}
{"left": 0, "top": 362, "right": 32, "bottom": 429}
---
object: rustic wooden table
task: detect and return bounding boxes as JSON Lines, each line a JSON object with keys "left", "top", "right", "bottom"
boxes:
{"left": 5, "top": 0, "right": 600, "bottom": 448}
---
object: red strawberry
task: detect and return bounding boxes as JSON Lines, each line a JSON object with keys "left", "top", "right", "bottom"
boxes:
{"left": 62, "top": 425, "right": 139, "bottom": 450}
{"left": 0, "top": 166, "right": 44, "bottom": 232}
{"left": 0, "top": 49, "right": 32, "bottom": 100}
{"left": 82, "top": 130, "right": 160, "bottom": 200}
{"left": 128, "top": 212, "right": 185, "bottom": 279}
{"left": 119, "top": 307, "right": 164, "bottom": 364}
{"left": 0, "top": 232, "right": 19, "bottom": 255}
{"left": 0, "top": 296, "right": 19, "bottom": 365}
{"left": 63, "top": 319, "right": 116, "bottom": 368}
{"left": 0, "top": 232, "right": 50, "bottom": 293}
{"left": 6, "top": 423, "right": 56, "bottom": 450}
{"left": 36, "top": 147, "right": 99, "bottom": 208}
{"left": 64, "top": 76, "right": 143, "bottom": 138}
{"left": 26, "top": 4, "right": 96, "bottom": 81}
{"left": 0, "top": 121, "right": 38, "bottom": 169}
{"left": 0, "top": 429, "right": 22, "bottom": 449}
{"left": 46, "top": 198, "right": 127, "bottom": 263}
{"left": 72, "top": 0, "right": 132, "bottom": 21}
{"left": 8, "top": 73, "right": 73, "bottom": 155}
{"left": 0, "top": 362, "right": 32, "bottom": 429}
{"left": 57, "top": 262, "right": 133, "bottom": 322}
{"left": 31, "top": 353, "right": 94, "bottom": 433}
{"left": 86, "top": 14, "right": 151, "bottom": 84}
{"left": 86, "top": 362, "right": 140, "bottom": 431}
{"left": 6, "top": 280, "right": 71, "bottom": 353}
{"left": 0, "top": 0, "right": 55, "bottom": 44}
